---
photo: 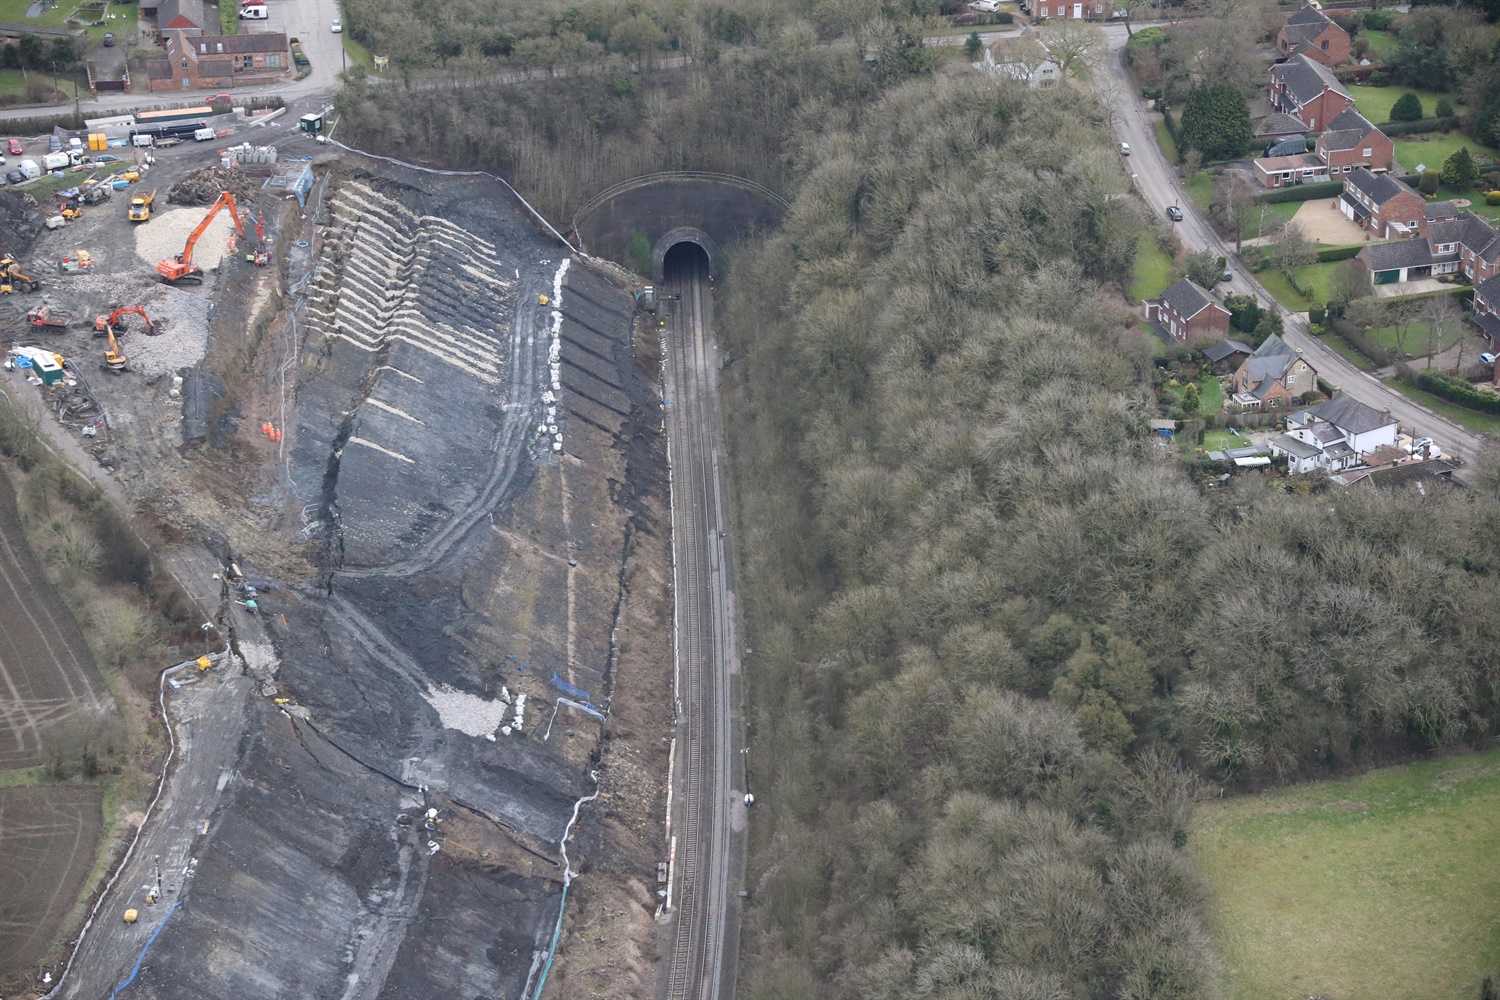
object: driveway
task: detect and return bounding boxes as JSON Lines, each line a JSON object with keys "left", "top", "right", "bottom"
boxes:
{"left": 1291, "top": 195, "right": 1368, "bottom": 245}
{"left": 1095, "top": 22, "right": 1489, "bottom": 468}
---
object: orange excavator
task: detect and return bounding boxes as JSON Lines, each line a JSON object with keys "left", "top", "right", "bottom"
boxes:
{"left": 157, "top": 190, "right": 243, "bottom": 285}
{"left": 94, "top": 305, "right": 156, "bottom": 339}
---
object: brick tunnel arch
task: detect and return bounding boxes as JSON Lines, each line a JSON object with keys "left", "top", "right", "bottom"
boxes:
{"left": 652, "top": 228, "right": 718, "bottom": 284}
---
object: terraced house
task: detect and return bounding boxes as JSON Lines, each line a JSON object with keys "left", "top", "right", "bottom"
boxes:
{"left": 1277, "top": 2, "right": 1351, "bottom": 67}
{"left": 1268, "top": 53, "right": 1353, "bottom": 131}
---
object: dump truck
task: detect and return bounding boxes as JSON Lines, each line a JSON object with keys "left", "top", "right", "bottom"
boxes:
{"left": 129, "top": 189, "right": 156, "bottom": 223}
{"left": 27, "top": 305, "right": 70, "bottom": 329}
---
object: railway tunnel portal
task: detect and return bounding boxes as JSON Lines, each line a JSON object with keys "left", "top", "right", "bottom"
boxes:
{"left": 570, "top": 172, "right": 789, "bottom": 283}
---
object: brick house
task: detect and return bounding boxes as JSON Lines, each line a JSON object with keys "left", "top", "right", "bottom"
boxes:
{"left": 147, "top": 29, "right": 291, "bottom": 91}
{"left": 1315, "top": 108, "right": 1392, "bottom": 176}
{"left": 1473, "top": 274, "right": 1500, "bottom": 347}
{"left": 1277, "top": 2, "right": 1351, "bottom": 67}
{"left": 1229, "top": 334, "right": 1317, "bottom": 410}
{"left": 1203, "top": 338, "right": 1253, "bottom": 375}
{"left": 1356, "top": 210, "right": 1500, "bottom": 287}
{"left": 1253, "top": 152, "right": 1329, "bottom": 188}
{"left": 1033, "top": 0, "right": 1107, "bottom": 18}
{"left": 151, "top": 0, "right": 205, "bottom": 33}
{"left": 1269, "top": 54, "right": 1353, "bottom": 131}
{"left": 1146, "top": 278, "right": 1231, "bottom": 342}
{"left": 1339, "top": 167, "right": 1426, "bottom": 239}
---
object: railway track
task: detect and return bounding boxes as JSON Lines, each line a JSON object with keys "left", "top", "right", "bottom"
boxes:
{"left": 661, "top": 251, "right": 741, "bottom": 1000}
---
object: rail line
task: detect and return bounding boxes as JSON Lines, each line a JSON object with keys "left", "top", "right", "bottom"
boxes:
{"left": 661, "top": 252, "right": 740, "bottom": 1000}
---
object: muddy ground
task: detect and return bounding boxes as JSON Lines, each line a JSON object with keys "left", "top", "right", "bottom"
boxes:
{"left": 0, "top": 786, "right": 104, "bottom": 985}
{"left": 6, "top": 146, "right": 674, "bottom": 999}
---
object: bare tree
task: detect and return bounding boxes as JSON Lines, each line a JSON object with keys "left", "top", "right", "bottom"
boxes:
{"left": 1384, "top": 297, "right": 1422, "bottom": 358}
{"left": 1038, "top": 19, "right": 1106, "bottom": 79}
{"left": 1329, "top": 258, "right": 1373, "bottom": 307}
{"left": 1214, "top": 172, "right": 1255, "bottom": 253}
{"left": 1272, "top": 221, "right": 1315, "bottom": 283}
{"left": 1178, "top": 248, "right": 1222, "bottom": 288}
{"left": 1422, "top": 293, "right": 1461, "bottom": 368}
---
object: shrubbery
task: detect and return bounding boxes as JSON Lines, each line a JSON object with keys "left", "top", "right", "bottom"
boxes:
{"left": 1410, "top": 370, "right": 1500, "bottom": 412}
{"left": 1389, "top": 91, "right": 1424, "bottom": 122}
{"left": 1316, "top": 244, "right": 1363, "bottom": 263}
{"left": 1256, "top": 180, "right": 1345, "bottom": 204}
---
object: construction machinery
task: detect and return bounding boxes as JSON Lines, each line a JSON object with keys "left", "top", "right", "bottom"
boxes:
{"left": 102, "top": 326, "right": 127, "bottom": 373}
{"left": 94, "top": 305, "right": 155, "bottom": 339}
{"left": 27, "top": 305, "right": 70, "bottom": 330}
{"left": 59, "top": 203, "right": 82, "bottom": 221}
{"left": 129, "top": 188, "right": 156, "bottom": 223}
{"left": 0, "top": 257, "right": 42, "bottom": 293}
{"left": 157, "top": 191, "right": 243, "bottom": 285}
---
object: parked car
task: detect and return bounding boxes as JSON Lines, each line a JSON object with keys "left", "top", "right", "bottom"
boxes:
{"left": 95, "top": 153, "right": 121, "bottom": 162}
{"left": 969, "top": 0, "right": 1001, "bottom": 10}
{"left": 1221, "top": 266, "right": 1232, "bottom": 282}
{"left": 1166, "top": 205, "right": 1184, "bottom": 221}
{"left": 5, "top": 170, "right": 23, "bottom": 185}
{"left": 1481, "top": 352, "right": 1497, "bottom": 366}
{"left": 205, "top": 93, "right": 232, "bottom": 103}
{"left": 330, "top": 18, "right": 342, "bottom": 31}
{"left": 1120, "top": 141, "right": 1131, "bottom": 155}
{"left": 6, "top": 139, "right": 20, "bottom": 155}
{"left": 102, "top": 31, "right": 114, "bottom": 46}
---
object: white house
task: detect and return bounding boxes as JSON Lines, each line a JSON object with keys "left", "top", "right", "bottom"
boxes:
{"left": 1271, "top": 396, "right": 1398, "bottom": 473}
{"left": 981, "top": 28, "right": 1062, "bottom": 88}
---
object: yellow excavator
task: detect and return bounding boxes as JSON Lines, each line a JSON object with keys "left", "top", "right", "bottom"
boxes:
{"left": 102, "top": 326, "right": 127, "bottom": 374}
{"left": 60, "top": 201, "right": 83, "bottom": 221}
{"left": 0, "top": 256, "right": 42, "bottom": 294}
{"left": 129, "top": 188, "right": 156, "bottom": 223}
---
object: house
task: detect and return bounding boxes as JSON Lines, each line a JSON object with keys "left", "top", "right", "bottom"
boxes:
{"left": 1315, "top": 108, "right": 1392, "bottom": 176}
{"left": 1277, "top": 2, "right": 1351, "bottom": 67}
{"left": 1146, "top": 278, "right": 1231, "bottom": 342}
{"left": 984, "top": 29, "right": 1061, "bottom": 88}
{"left": 147, "top": 29, "right": 291, "bottom": 91}
{"left": 1333, "top": 457, "right": 1457, "bottom": 489}
{"left": 1272, "top": 397, "right": 1398, "bottom": 473}
{"left": 1474, "top": 274, "right": 1500, "bottom": 347}
{"left": 153, "top": 0, "right": 205, "bottom": 33}
{"left": 1253, "top": 152, "right": 1330, "bottom": 189}
{"left": 1355, "top": 210, "right": 1500, "bottom": 287}
{"left": 1203, "top": 338, "right": 1253, "bottom": 375}
{"left": 1229, "top": 333, "right": 1317, "bottom": 409}
{"left": 1034, "top": 0, "right": 1107, "bottom": 18}
{"left": 1255, "top": 112, "right": 1311, "bottom": 147}
{"left": 1425, "top": 200, "right": 1460, "bottom": 225}
{"left": 1268, "top": 54, "right": 1353, "bottom": 131}
{"left": 1339, "top": 167, "right": 1426, "bottom": 239}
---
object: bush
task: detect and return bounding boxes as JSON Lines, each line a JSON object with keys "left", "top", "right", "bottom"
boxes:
{"left": 1141, "top": 86, "right": 1162, "bottom": 100}
{"left": 1382, "top": 116, "right": 1462, "bottom": 135}
{"left": 1309, "top": 303, "right": 1325, "bottom": 324}
{"left": 1369, "top": 69, "right": 1390, "bottom": 87}
{"left": 1328, "top": 315, "right": 1391, "bottom": 367}
{"left": 1488, "top": 191, "right": 1500, "bottom": 206}
{"left": 1390, "top": 92, "right": 1424, "bottom": 122}
{"left": 1256, "top": 180, "right": 1345, "bottom": 204}
{"left": 1363, "top": 9, "right": 1396, "bottom": 30}
{"left": 1419, "top": 169, "right": 1441, "bottom": 195}
{"left": 1413, "top": 371, "right": 1500, "bottom": 413}
{"left": 1315, "top": 244, "right": 1363, "bottom": 263}
{"left": 995, "top": 11, "right": 1014, "bottom": 23}
{"left": 1435, "top": 96, "right": 1455, "bottom": 118}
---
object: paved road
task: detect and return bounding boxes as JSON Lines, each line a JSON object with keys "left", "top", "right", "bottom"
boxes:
{"left": 659, "top": 256, "right": 745, "bottom": 1000}
{"left": 1094, "top": 24, "right": 1491, "bottom": 468}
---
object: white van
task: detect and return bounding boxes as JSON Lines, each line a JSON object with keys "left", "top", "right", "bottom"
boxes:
{"left": 193, "top": 126, "right": 216, "bottom": 142}
{"left": 239, "top": 5, "right": 267, "bottom": 18}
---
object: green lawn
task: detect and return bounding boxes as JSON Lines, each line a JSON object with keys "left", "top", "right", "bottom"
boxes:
{"left": 1385, "top": 378, "right": 1500, "bottom": 433}
{"left": 1129, "top": 234, "right": 1173, "bottom": 303}
{"left": 1347, "top": 83, "right": 1458, "bottom": 125}
{"left": 1257, "top": 261, "right": 1341, "bottom": 311}
{"left": 1192, "top": 745, "right": 1500, "bottom": 1000}
{"left": 0, "top": 0, "right": 135, "bottom": 41}
{"left": 0, "top": 70, "right": 77, "bottom": 98}
{"left": 1361, "top": 29, "right": 1398, "bottom": 57}
{"left": 1392, "top": 133, "right": 1499, "bottom": 177}
{"left": 1361, "top": 319, "right": 1463, "bottom": 356}
{"left": 1165, "top": 375, "right": 1224, "bottom": 414}
{"left": 341, "top": 32, "right": 374, "bottom": 70}
{"left": 1199, "top": 428, "right": 1242, "bottom": 452}
{"left": 1153, "top": 118, "right": 1177, "bottom": 163}
{"left": 1242, "top": 200, "right": 1302, "bottom": 242}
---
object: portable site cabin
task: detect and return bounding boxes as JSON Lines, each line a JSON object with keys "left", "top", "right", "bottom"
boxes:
{"left": 299, "top": 112, "right": 324, "bottom": 134}
{"left": 11, "top": 347, "right": 66, "bottom": 385}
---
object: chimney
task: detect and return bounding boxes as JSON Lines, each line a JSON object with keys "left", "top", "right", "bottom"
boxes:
{"left": 1381, "top": 407, "right": 1391, "bottom": 423}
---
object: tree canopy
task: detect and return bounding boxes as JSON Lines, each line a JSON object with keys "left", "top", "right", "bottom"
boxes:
{"left": 1178, "top": 84, "right": 1253, "bottom": 160}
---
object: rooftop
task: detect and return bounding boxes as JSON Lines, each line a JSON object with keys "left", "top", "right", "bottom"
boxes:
{"left": 1159, "top": 277, "right": 1216, "bottom": 321}
{"left": 1359, "top": 238, "right": 1434, "bottom": 272}
{"left": 1297, "top": 395, "right": 1394, "bottom": 435}
{"left": 1271, "top": 53, "right": 1353, "bottom": 106}
{"left": 1345, "top": 167, "right": 1416, "bottom": 207}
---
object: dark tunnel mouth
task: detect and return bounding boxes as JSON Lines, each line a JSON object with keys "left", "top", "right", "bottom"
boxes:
{"left": 662, "top": 240, "right": 710, "bottom": 275}
{"left": 652, "top": 228, "right": 719, "bottom": 284}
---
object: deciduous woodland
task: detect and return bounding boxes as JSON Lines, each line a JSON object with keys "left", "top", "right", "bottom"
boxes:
{"left": 716, "top": 75, "right": 1500, "bottom": 999}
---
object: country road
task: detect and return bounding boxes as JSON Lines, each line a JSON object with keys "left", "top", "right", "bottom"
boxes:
{"left": 1093, "top": 23, "right": 1491, "bottom": 469}
{"left": 659, "top": 250, "right": 746, "bottom": 1000}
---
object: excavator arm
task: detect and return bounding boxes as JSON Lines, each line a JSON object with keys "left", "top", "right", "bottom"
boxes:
{"left": 157, "top": 191, "right": 245, "bottom": 284}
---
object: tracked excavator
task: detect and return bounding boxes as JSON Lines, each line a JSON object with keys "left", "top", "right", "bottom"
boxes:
{"left": 0, "top": 257, "right": 42, "bottom": 294}
{"left": 102, "top": 326, "right": 127, "bottom": 374}
{"left": 157, "top": 190, "right": 243, "bottom": 285}
{"left": 94, "top": 305, "right": 156, "bottom": 339}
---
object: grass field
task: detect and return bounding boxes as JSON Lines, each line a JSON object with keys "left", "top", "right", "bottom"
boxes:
{"left": 1361, "top": 29, "right": 1398, "bottom": 57}
{"left": 0, "top": 0, "right": 135, "bottom": 42}
{"left": 1154, "top": 118, "right": 1178, "bottom": 163}
{"left": 1258, "top": 261, "right": 1340, "bottom": 311}
{"left": 1164, "top": 375, "right": 1224, "bottom": 414}
{"left": 1129, "top": 234, "right": 1173, "bottom": 303}
{"left": 1348, "top": 83, "right": 1458, "bottom": 125}
{"left": 1385, "top": 378, "right": 1500, "bottom": 433}
{"left": 1193, "top": 746, "right": 1500, "bottom": 1000}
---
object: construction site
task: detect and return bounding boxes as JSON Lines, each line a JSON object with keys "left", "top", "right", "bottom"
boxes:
{"left": 0, "top": 125, "right": 677, "bottom": 1000}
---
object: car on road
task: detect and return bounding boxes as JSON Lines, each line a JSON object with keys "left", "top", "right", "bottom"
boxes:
{"left": 6, "top": 139, "right": 20, "bottom": 155}
{"left": 331, "top": 18, "right": 342, "bottom": 31}
{"left": 1221, "top": 266, "right": 1232, "bottom": 282}
{"left": 1166, "top": 205, "right": 1183, "bottom": 221}
{"left": 1481, "top": 352, "right": 1497, "bottom": 366}
{"left": 969, "top": 0, "right": 1001, "bottom": 10}
{"left": 205, "top": 93, "right": 232, "bottom": 103}
{"left": 1120, "top": 141, "right": 1130, "bottom": 155}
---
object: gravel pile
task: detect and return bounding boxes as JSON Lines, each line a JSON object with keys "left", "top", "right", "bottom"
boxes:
{"left": 237, "top": 639, "right": 280, "bottom": 678}
{"left": 119, "top": 284, "right": 212, "bottom": 377}
{"left": 134, "top": 206, "right": 240, "bottom": 273}
{"left": 422, "top": 684, "right": 513, "bottom": 738}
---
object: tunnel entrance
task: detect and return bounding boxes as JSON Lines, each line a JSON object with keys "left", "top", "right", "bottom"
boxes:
{"left": 662, "top": 240, "right": 711, "bottom": 283}
{"left": 652, "top": 227, "right": 718, "bottom": 285}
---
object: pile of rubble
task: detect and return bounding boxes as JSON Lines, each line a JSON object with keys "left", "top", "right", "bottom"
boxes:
{"left": 133, "top": 207, "right": 239, "bottom": 273}
{"left": 166, "top": 166, "right": 262, "bottom": 207}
